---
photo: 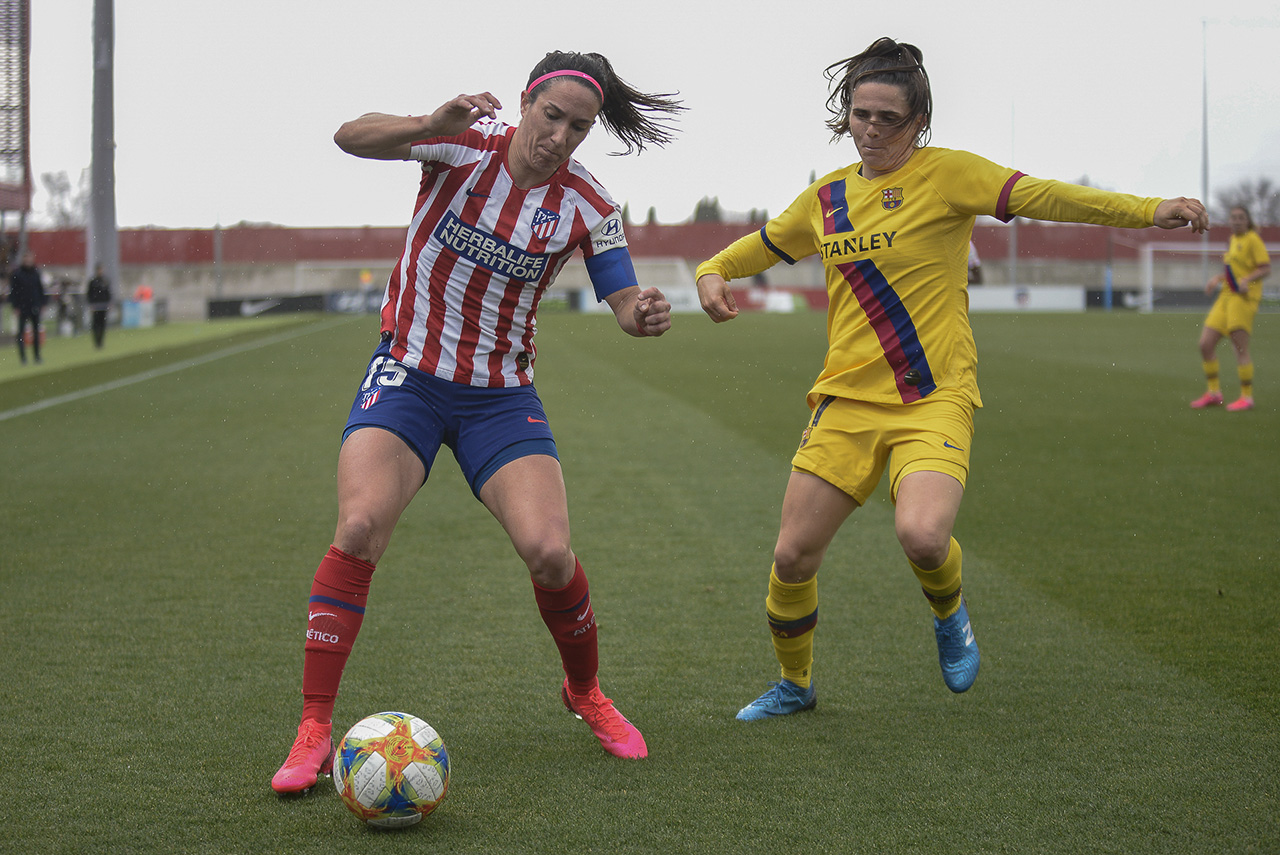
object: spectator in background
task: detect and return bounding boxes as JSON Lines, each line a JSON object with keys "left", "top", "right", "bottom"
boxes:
{"left": 87, "top": 264, "right": 113, "bottom": 348}
{"left": 54, "top": 279, "right": 73, "bottom": 336}
{"left": 9, "top": 251, "right": 46, "bottom": 365}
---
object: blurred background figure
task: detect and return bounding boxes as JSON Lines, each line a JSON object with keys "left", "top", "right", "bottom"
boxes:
{"left": 9, "top": 251, "right": 46, "bottom": 365}
{"left": 87, "top": 263, "right": 113, "bottom": 348}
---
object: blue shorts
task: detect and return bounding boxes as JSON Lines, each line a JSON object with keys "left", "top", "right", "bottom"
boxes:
{"left": 343, "top": 338, "right": 558, "bottom": 497}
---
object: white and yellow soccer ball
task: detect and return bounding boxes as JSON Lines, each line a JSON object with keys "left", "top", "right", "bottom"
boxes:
{"left": 332, "top": 711, "right": 450, "bottom": 828}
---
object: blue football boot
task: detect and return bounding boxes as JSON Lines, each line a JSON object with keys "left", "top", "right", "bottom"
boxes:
{"left": 736, "top": 679, "right": 817, "bottom": 721}
{"left": 933, "top": 598, "right": 979, "bottom": 693}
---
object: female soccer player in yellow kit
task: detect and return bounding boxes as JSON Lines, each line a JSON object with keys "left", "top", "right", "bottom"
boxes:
{"left": 695, "top": 37, "right": 1208, "bottom": 720}
{"left": 1190, "top": 205, "right": 1271, "bottom": 411}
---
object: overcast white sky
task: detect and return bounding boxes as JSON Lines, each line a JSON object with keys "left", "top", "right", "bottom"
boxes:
{"left": 27, "top": 0, "right": 1280, "bottom": 229}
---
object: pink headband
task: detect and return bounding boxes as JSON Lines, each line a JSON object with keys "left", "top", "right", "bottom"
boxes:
{"left": 527, "top": 69, "right": 604, "bottom": 101}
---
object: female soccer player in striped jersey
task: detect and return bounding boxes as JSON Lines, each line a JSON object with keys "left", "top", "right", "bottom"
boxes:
{"left": 272, "top": 51, "right": 683, "bottom": 792}
{"left": 695, "top": 37, "right": 1208, "bottom": 720}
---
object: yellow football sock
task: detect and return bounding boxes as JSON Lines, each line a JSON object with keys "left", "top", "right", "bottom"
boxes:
{"left": 911, "top": 537, "right": 963, "bottom": 619}
{"left": 1204, "top": 359, "right": 1221, "bottom": 394}
{"left": 766, "top": 566, "right": 818, "bottom": 689}
{"left": 1238, "top": 363, "right": 1254, "bottom": 398}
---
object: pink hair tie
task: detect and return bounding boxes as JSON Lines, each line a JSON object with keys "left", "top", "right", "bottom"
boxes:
{"left": 527, "top": 69, "right": 604, "bottom": 101}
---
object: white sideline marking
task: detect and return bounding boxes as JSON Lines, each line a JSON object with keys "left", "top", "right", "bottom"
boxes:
{"left": 0, "top": 318, "right": 349, "bottom": 423}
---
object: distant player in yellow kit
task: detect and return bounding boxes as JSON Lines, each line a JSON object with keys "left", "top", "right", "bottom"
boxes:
{"left": 695, "top": 37, "right": 1209, "bottom": 719}
{"left": 1190, "top": 205, "right": 1270, "bottom": 411}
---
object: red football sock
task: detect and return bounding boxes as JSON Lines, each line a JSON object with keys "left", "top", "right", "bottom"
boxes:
{"left": 532, "top": 558, "right": 599, "bottom": 696}
{"left": 300, "top": 545, "right": 375, "bottom": 723}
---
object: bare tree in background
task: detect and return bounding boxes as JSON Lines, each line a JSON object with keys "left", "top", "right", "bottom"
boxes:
{"left": 39, "top": 169, "right": 89, "bottom": 227}
{"left": 693, "top": 196, "right": 723, "bottom": 223}
{"left": 1214, "top": 177, "right": 1280, "bottom": 226}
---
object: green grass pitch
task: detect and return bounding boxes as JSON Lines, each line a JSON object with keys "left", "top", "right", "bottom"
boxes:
{"left": 0, "top": 309, "right": 1275, "bottom": 853}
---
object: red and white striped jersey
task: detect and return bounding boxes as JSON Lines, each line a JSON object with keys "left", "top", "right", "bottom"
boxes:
{"left": 380, "top": 121, "right": 629, "bottom": 387}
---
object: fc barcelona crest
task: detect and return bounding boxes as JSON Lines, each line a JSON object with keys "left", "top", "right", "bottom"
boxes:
{"left": 881, "top": 187, "right": 904, "bottom": 211}
{"left": 531, "top": 207, "right": 561, "bottom": 240}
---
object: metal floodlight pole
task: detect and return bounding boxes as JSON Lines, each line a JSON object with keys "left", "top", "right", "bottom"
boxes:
{"left": 1200, "top": 19, "right": 1210, "bottom": 282}
{"left": 1008, "top": 102, "right": 1018, "bottom": 287}
{"left": 88, "top": 0, "right": 118, "bottom": 290}
{"left": 7, "top": 0, "right": 32, "bottom": 262}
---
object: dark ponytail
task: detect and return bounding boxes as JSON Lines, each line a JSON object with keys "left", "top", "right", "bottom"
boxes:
{"left": 824, "top": 37, "right": 932, "bottom": 146}
{"left": 526, "top": 51, "right": 685, "bottom": 155}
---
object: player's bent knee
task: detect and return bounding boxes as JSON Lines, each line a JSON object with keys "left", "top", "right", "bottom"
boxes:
{"left": 897, "top": 528, "right": 951, "bottom": 570}
{"left": 773, "top": 543, "right": 822, "bottom": 583}
{"left": 521, "top": 539, "right": 575, "bottom": 589}
{"left": 334, "top": 514, "right": 391, "bottom": 563}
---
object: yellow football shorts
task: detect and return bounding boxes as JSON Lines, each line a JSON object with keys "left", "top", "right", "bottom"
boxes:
{"left": 1204, "top": 289, "right": 1260, "bottom": 335}
{"left": 791, "top": 390, "right": 975, "bottom": 505}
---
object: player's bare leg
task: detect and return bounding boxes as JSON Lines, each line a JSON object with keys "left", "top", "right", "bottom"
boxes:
{"left": 1192, "top": 327, "right": 1225, "bottom": 408}
{"left": 481, "top": 454, "right": 647, "bottom": 758}
{"left": 1226, "top": 329, "right": 1255, "bottom": 411}
{"left": 739, "top": 471, "right": 856, "bottom": 721}
{"left": 897, "top": 471, "right": 978, "bottom": 692}
{"left": 333, "top": 427, "right": 427, "bottom": 563}
{"left": 273, "top": 429, "right": 425, "bottom": 794}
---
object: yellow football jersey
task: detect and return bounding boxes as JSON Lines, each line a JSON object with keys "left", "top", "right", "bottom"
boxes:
{"left": 696, "top": 147, "right": 1162, "bottom": 408}
{"left": 1222, "top": 230, "right": 1269, "bottom": 298}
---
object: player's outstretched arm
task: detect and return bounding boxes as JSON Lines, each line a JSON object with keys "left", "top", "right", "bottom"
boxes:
{"left": 334, "top": 93, "right": 503, "bottom": 160}
{"left": 606, "top": 286, "right": 672, "bottom": 338}
{"left": 696, "top": 273, "right": 739, "bottom": 323}
{"left": 1153, "top": 197, "right": 1209, "bottom": 233}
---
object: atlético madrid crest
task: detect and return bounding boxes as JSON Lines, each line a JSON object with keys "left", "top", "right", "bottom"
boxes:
{"left": 531, "top": 207, "right": 561, "bottom": 240}
{"left": 881, "top": 187, "right": 904, "bottom": 211}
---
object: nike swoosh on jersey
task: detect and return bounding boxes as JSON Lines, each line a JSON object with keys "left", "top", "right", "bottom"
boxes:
{"left": 527, "top": 416, "right": 546, "bottom": 424}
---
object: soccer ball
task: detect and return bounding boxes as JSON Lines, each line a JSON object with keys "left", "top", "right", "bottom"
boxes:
{"left": 332, "top": 711, "right": 450, "bottom": 828}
